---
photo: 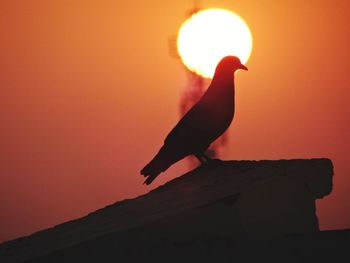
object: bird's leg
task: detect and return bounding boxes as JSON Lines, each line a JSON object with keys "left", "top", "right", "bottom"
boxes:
{"left": 194, "top": 154, "right": 207, "bottom": 164}
{"left": 195, "top": 152, "right": 222, "bottom": 170}
{"left": 202, "top": 153, "right": 212, "bottom": 162}
{"left": 195, "top": 153, "right": 213, "bottom": 164}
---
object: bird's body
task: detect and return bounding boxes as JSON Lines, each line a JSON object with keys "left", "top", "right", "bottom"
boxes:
{"left": 141, "top": 56, "right": 247, "bottom": 185}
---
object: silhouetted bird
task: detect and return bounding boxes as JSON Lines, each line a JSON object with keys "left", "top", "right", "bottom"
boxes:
{"left": 141, "top": 56, "right": 248, "bottom": 185}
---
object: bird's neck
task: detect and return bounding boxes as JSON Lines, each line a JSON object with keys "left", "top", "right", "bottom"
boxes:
{"left": 211, "top": 73, "right": 235, "bottom": 95}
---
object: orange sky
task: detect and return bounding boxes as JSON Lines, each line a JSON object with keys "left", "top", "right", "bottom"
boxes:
{"left": 1, "top": 0, "right": 349, "bottom": 242}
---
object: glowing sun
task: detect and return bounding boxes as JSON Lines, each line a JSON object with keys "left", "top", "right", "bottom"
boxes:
{"left": 177, "top": 9, "right": 253, "bottom": 78}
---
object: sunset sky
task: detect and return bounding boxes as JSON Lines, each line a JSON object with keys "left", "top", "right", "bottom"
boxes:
{"left": 1, "top": 0, "right": 349, "bottom": 242}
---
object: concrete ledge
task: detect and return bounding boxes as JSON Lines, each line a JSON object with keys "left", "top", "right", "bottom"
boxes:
{"left": 0, "top": 158, "right": 334, "bottom": 262}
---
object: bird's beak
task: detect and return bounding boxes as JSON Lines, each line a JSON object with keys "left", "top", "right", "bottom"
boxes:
{"left": 239, "top": 64, "right": 248, "bottom": 71}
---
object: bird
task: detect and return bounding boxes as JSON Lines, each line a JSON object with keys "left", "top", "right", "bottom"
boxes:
{"left": 141, "top": 56, "right": 248, "bottom": 185}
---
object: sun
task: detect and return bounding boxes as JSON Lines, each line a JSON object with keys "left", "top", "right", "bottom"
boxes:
{"left": 177, "top": 9, "right": 253, "bottom": 79}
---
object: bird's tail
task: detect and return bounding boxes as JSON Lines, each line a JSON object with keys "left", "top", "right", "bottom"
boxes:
{"left": 141, "top": 145, "right": 182, "bottom": 185}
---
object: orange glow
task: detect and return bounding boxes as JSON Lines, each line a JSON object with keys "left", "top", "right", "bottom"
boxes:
{"left": 0, "top": 1, "right": 350, "bottom": 243}
{"left": 177, "top": 9, "right": 253, "bottom": 78}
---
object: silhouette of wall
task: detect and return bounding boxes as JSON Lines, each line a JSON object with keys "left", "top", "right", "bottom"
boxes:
{"left": 0, "top": 159, "right": 334, "bottom": 263}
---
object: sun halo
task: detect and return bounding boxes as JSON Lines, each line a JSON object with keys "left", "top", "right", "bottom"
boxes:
{"left": 177, "top": 9, "right": 253, "bottom": 78}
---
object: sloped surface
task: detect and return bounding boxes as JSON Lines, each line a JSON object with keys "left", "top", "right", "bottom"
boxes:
{"left": 0, "top": 159, "right": 334, "bottom": 262}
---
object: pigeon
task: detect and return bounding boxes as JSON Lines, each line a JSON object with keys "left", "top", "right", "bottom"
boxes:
{"left": 141, "top": 56, "right": 248, "bottom": 185}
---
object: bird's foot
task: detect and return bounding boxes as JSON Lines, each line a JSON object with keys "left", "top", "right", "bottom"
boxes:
{"left": 203, "top": 158, "right": 223, "bottom": 169}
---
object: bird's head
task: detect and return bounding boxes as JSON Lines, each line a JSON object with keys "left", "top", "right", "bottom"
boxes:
{"left": 215, "top": 56, "right": 248, "bottom": 74}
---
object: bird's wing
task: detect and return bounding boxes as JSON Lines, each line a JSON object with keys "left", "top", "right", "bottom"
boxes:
{"left": 165, "top": 100, "right": 212, "bottom": 147}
